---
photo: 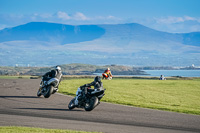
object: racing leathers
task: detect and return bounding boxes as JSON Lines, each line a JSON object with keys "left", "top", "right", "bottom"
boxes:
{"left": 80, "top": 76, "right": 103, "bottom": 97}
{"left": 74, "top": 76, "right": 103, "bottom": 105}
{"left": 102, "top": 69, "right": 112, "bottom": 79}
{"left": 42, "top": 69, "right": 62, "bottom": 88}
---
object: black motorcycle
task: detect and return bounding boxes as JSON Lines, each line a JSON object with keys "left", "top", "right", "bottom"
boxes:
{"left": 37, "top": 78, "right": 60, "bottom": 98}
{"left": 68, "top": 87, "right": 106, "bottom": 111}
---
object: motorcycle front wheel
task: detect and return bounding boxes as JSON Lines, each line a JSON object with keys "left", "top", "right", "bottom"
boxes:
{"left": 43, "top": 85, "right": 53, "bottom": 98}
{"left": 37, "top": 89, "right": 42, "bottom": 97}
{"left": 84, "top": 96, "right": 99, "bottom": 111}
{"left": 68, "top": 98, "right": 76, "bottom": 110}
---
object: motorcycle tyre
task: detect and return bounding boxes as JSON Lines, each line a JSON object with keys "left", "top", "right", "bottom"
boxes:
{"left": 44, "top": 85, "right": 53, "bottom": 98}
{"left": 37, "top": 89, "right": 42, "bottom": 97}
{"left": 84, "top": 96, "right": 99, "bottom": 111}
{"left": 68, "top": 98, "right": 76, "bottom": 110}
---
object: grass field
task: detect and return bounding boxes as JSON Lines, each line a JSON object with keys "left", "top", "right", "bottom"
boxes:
{"left": 59, "top": 78, "right": 200, "bottom": 115}
{"left": 0, "top": 126, "right": 100, "bottom": 133}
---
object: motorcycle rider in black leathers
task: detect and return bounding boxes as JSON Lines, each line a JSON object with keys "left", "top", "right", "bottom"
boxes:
{"left": 81, "top": 76, "right": 103, "bottom": 95}
{"left": 75, "top": 76, "right": 103, "bottom": 105}
{"left": 42, "top": 65, "right": 62, "bottom": 91}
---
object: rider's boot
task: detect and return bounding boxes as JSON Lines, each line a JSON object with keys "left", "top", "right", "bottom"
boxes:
{"left": 74, "top": 96, "right": 79, "bottom": 105}
{"left": 54, "top": 88, "right": 59, "bottom": 92}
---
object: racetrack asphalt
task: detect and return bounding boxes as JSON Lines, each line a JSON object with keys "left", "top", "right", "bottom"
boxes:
{"left": 0, "top": 79, "right": 200, "bottom": 133}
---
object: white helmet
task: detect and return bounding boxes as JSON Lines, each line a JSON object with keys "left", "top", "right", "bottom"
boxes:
{"left": 55, "top": 65, "right": 61, "bottom": 71}
{"left": 107, "top": 67, "right": 110, "bottom": 70}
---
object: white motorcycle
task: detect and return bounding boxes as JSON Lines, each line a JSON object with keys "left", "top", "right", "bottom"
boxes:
{"left": 37, "top": 78, "right": 60, "bottom": 98}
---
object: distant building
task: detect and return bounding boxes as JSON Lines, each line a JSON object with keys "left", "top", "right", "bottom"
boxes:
{"left": 192, "top": 64, "right": 195, "bottom": 67}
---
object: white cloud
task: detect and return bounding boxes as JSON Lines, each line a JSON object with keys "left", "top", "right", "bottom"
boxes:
{"left": 95, "top": 15, "right": 121, "bottom": 20}
{"left": 57, "top": 11, "right": 71, "bottom": 20}
{"left": 124, "top": 16, "right": 200, "bottom": 33}
{"left": 136, "top": 16, "right": 200, "bottom": 33}
{"left": 73, "top": 12, "right": 89, "bottom": 20}
{"left": 106, "top": 15, "right": 120, "bottom": 20}
{"left": 184, "top": 16, "right": 195, "bottom": 21}
{"left": 0, "top": 12, "right": 122, "bottom": 30}
{"left": 55, "top": 11, "right": 89, "bottom": 21}
{"left": 156, "top": 16, "right": 183, "bottom": 24}
{"left": 40, "top": 13, "right": 53, "bottom": 19}
{"left": 56, "top": 11, "right": 90, "bottom": 21}
{"left": 56, "top": 11, "right": 120, "bottom": 21}
{"left": 155, "top": 16, "right": 200, "bottom": 24}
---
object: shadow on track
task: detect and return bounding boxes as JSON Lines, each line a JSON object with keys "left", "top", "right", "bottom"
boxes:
{"left": 0, "top": 96, "right": 39, "bottom": 98}
{"left": 16, "top": 107, "right": 83, "bottom": 112}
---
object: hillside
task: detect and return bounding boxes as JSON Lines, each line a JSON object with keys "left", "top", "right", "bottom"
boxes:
{"left": 0, "top": 64, "right": 145, "bottom": 76}
{"left": 0, "top": 22, "right": 200, "bottom": 66}
{"left": 0, "top": 22, "right": 105, "bottom": 45}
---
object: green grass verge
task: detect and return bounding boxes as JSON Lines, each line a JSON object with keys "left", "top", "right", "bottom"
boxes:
{"left": 0, "top": 126, "right": 100, "bottom": 133}
{"left": 59, "top": 78, "right": 200, "bottom": 115}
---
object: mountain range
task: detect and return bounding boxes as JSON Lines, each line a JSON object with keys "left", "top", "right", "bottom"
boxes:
{"left": 0, "top": 22, "right": 200, "bottom": 66}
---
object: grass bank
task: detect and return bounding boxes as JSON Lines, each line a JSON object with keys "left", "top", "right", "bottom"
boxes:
{"left": 0, "top": 126, "right": 100, "bottom": 133}
{"left": 59, "top": 78, "right": 200, "bottom": 115}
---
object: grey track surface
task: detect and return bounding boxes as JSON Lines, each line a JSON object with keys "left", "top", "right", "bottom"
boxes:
{"left": 0, "top": 79, "right": 200, "bottom": 133}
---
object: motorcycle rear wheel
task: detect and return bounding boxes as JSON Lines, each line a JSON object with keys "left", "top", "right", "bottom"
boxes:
{"left": 68, "top": 98, "right": 76, "bottom": 110}
{"left": 84, "top": 96, "right": 99, "bottom": 111}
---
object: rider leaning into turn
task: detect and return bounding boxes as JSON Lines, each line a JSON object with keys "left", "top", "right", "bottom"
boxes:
{"left": 73, "top": 76, "right": 102, "bottom": 103}
{"left": 80, "top": 76, "right": 103, "bottom": 97}
{"left": 72, "top": 76, "right": 105, "bottom": 109}
{"left": 42, "top": 65, "right": 62, "bottom": 90}
{"left": 102, "top": 67, "right": 112, "bottom": 79}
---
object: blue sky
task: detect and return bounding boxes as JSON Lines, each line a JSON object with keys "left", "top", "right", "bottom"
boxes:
{"left": 0, "top": 0, "right": 200, "bottom": 33}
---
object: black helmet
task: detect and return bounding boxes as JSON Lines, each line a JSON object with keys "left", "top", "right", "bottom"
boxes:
{"left": 94, "top": 76, "right": 101, "bottom": 82}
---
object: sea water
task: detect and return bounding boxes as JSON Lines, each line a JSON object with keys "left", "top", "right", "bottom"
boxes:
{"left": 94, "top": 70, "right": 200, "bottom": 77}
{"left": 143, "top": 70, "right": 200, "bottom": 77}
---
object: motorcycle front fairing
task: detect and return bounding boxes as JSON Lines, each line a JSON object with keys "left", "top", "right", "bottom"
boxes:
{"left": 90, "top": 89, "right": 105, "bottom": 98}
{"left": 47, "top": 78, "right": 59, "bottom": 87}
